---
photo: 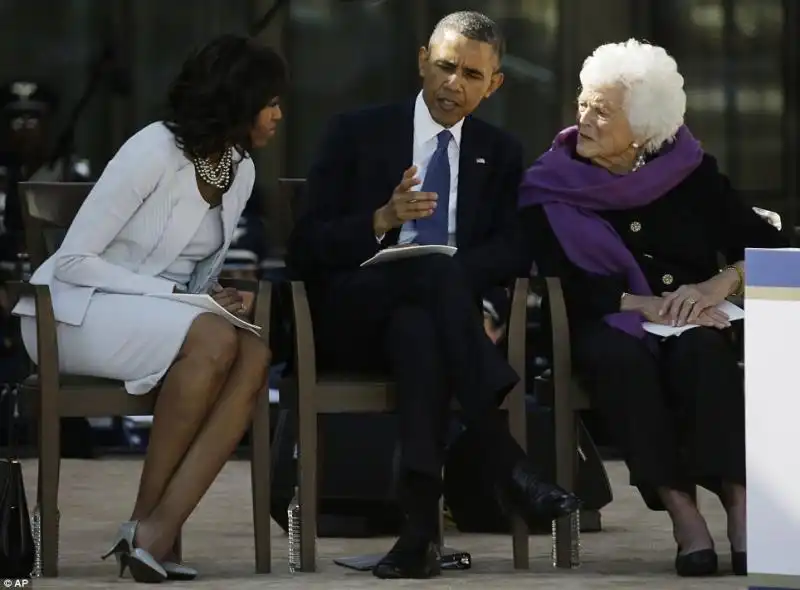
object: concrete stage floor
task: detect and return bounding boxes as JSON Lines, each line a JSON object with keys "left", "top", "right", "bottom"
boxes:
{"left": 19, "top": 458, "right": 749, "bottom": 589}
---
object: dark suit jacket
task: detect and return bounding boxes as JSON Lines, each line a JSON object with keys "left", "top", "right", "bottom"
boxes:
{"left": 522, "top": 153, "right": 789, "bottom": 334}
{"left": 286, "top": 100, "right": 525, "bottom": 296}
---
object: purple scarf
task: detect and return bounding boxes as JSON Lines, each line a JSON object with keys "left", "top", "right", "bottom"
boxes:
{"left": 519, "top": 125, "right": 704, "bottom": 338}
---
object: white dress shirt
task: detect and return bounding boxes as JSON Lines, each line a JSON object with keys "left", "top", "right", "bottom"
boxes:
{"left": 397, "top": 91, "right": 464, "bottom": 246}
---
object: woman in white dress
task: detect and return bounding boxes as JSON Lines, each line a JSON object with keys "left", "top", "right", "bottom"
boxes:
{"left": 13, "top": 35, "right": 286, "bottom": 583}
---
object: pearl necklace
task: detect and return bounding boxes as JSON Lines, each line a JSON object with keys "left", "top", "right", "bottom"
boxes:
{"left": 631, "top": 152, "right": 646, "bottom": 172}
{"left": 193, "top": 148, "right": 233, "bottom": 190}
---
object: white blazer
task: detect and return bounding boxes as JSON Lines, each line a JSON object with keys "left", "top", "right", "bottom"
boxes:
{"left": 13, "top": 122, "right": 256, "bottom": 326}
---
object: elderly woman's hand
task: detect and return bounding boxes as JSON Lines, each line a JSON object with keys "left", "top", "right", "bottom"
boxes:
{"left": 694, "top": 307, "right": 732, "bottom": 330}
{"left": 625, "top": 295, "right": 676, "bottom": 325}
{"left": 659, "top": 272, "right": 737, "bottom": 326}
{"left": 627, "top": 294, "right": 729, "bottom": 330}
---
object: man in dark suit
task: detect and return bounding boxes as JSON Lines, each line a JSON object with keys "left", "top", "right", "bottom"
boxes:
{"left": 287, "top": 11, "right": 579, "bottom": 579}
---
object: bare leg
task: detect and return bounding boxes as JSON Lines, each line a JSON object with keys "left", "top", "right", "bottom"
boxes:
{"left": 129, "top": 314, "right": 238, "bottom": 522}
{"left": 720, "top": 482, "right": 746, "bottom": 552}
{"left": 134, "top": 330, "right": 270, "bottom": 559}
{"left": 658, "top": 487, "right": 714, "bottom": 554}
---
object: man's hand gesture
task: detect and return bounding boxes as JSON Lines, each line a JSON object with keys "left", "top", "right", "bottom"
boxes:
{"left": 373, "top": 166, "right": 438, "bottom": 235}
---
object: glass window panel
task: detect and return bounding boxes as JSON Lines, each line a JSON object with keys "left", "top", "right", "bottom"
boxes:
{"left": 652, "top": 0, "right": 729, "bottom": 172}
{"left": 285, "top": 0, "right": 561, "bottom": 174}
{"left": 284, "top": 0, "right": 420, "bottom": 177}
{"left": 130, "top": 0, "right": 252, "bottom": 126}
{"left": 427, "top": 0, "right": 561, "bottom": 161}
{"left": 0, "top": 0, "right": 115, "bottom": 166}
{"left": 730, "top": 0, "right": 783, "bottom": 195}
{"left": 651, "top": 0, "right": 785, "bottom": 214}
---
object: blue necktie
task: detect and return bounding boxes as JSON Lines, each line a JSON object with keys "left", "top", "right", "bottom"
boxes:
{"left": 414, "top": 130, "right": 452, "bottom": 245}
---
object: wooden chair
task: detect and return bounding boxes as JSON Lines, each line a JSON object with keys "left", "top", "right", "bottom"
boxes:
{"left": 543, "top": 277, "right": 592, "bottom": 568}
{"left": 14, "top": 181, "right": 273, "bottom": 576}
{"left": 276, "top": 178, "right": 530, "bottom": 572}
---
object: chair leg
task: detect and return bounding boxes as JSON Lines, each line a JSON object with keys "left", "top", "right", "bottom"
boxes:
{"left": 507, "top": 383, "right": 530, "bottom": 570}
{"left": 296, "top": 386, "right": 317, "bottom": 572}
{"left": 251, "top": 388, "right": 272, "bottom": 573}
{"left": 553, "top": 409, "right": 579, "bottom": 568}
{"left": 437, "top": 469, "right": 445, "bottom": 548}
{"left": 38, "top": 412, "right": 61, "bottom": 577}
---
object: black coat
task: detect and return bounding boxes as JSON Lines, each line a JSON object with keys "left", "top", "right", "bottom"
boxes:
{"left": 522, "top": 153, "right": 789, "bottom": 332}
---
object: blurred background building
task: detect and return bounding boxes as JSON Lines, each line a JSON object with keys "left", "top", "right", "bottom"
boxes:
{"left": 0, "top": 0, "right": 797, "bottom": 257}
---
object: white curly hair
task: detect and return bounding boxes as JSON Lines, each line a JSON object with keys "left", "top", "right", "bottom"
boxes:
{"left": 579, "top": 39, "right": 686, "bottom": 154}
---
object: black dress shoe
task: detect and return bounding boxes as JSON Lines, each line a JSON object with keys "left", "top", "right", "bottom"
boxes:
{"left": 731, "top": 550, "right": 747, "bottom": 576}
{"left": 497, "top": 461, "right": 582, "bottom": 526}
{"left": 372, "top": 534, "right": 441, "bottom": 580}
{"left": 674, "top": 548, "right": 718, "bottom": 577}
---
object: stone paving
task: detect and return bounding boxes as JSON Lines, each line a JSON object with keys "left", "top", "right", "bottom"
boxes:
{"left": 16, "top": 458, "right": 750, "bottom": 589}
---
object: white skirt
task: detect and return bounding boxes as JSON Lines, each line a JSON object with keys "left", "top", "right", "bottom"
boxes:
{"left": 20, "top": 292, "right": 209, "bottom": 395}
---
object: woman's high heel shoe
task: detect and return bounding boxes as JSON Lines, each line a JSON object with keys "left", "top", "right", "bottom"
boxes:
{"left": 101, "top": 523, "right": 131, "bottom": 577}
{"left": 161, "top": 560, "right": 199, "bottom": 581}
{"left": 101, "top": 521, "right": 167, "bottom": 583}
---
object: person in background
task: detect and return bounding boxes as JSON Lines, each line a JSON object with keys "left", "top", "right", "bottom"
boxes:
{"left": 0, "top": 81, "right": 91, "bottom": 259}
{"left": 12, "top": 35, "right": 285, "bottom": 583}
{"left": 0, "top": 81, "right": 95, "bottom": 456}
{"left": 288, "top": 10, "right": 578, "bottom": 580}
{"left": 518, "top": 39, "right": 787, "bottom": 577}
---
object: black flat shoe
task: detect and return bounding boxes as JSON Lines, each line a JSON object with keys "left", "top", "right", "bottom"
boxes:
{"left": 675, "top": 548, "right": 718, "bottom": 577}
{"left": 731, "top": 550, "right": 747, "bottom": 576}
{"left": 372, "top": 535, "right": 441, "bottom": 580}
{"left": 497, "top": 460, "right": 582, "bottom": 526}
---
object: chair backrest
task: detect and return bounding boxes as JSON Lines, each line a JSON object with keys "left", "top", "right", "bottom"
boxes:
{"left": 18, "top": 181, "right": 94, "bottom": 270}
{"left": 277, "top": 178, "right": 307, "bottom": 235}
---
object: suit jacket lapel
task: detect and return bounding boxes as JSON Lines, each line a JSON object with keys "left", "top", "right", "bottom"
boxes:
{"left": 382, "top": 99, "right": 415, "bottom": 246}
{"left": 138, "top": 166, "right": 209, "bottom": 277}
{"left": 456, "top": 117, "right": 486, "bottom": 245}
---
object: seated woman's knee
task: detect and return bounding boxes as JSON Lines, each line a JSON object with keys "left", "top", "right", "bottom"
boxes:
{"left": 235, "top": 331, "right": 271, "bottom": 393}
{"left": 182, "top": 314, "right": 239, "bottom": 373}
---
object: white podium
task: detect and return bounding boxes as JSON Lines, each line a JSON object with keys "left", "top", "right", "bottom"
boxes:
{"left": 745, "top": 248, "right": 800, "bottom": 590}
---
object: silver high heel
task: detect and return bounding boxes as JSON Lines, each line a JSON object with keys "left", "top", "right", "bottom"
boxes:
{"left": 161, "top": 560, "right": 199, "bottom": 580}
{"left": 101, "top": 521, "right": 167, "bottom": 583}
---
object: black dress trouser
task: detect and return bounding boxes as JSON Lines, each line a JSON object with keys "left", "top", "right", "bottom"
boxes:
{"left": 309, "top": 254, "right": 522, "bottom": 519}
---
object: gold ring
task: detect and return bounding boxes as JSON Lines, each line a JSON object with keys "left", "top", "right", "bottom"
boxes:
{"left": 409, "top": 198, "right": 418, "bottom": 204}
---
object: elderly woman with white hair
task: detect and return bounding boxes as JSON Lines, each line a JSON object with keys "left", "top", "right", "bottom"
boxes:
{"left": 518, "top": 39, "right": 786, "bottom": 577}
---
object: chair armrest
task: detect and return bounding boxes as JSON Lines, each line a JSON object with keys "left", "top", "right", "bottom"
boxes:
{"left": 32, "top": 283, "right": 61, "bottom": 413}
{"left": 5, "top": 280, "right": 35, "bottom": 301}
{"left": 289, "top": 281, "right": 317, "bottom": 386}
{"left": 253, "top": 281, "right": 273, "bottom": 346}
{"left": 219, "top": 278, "right": 258, "bottom": 293}
{"left": 506, "top": 277, "right": 529, "bottom": 382}
{"left": 544, "top": 277, "right": 574, "bottom": 408}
